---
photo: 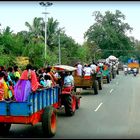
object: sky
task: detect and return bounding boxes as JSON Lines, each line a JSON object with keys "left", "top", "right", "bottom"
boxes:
{"left": 0, "top": 1, "right": 140, "bottom": 45}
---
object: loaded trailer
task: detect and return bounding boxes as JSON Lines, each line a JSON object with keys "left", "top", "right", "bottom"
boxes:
{"left": 0, "top": 87, "right": 59, "bottom": 137}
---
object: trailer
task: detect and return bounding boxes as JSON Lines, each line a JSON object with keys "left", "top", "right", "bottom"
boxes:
{"left": 0, "top": 86, "right": 59, "bottom": 137}
{"left": 74, "top": 73, "right": 99, "bottom": 95}
{"left": 97, "top": 59, "right": 111, "bottom": 84}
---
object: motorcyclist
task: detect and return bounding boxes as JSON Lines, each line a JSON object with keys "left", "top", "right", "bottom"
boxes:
{"left": 133, "top": 67, "right": 137, "bottom": 76}
{"left": 124, "top": 65, "right": 128, "bottom": 75}
{"left": 128, "top": 67, "right": 131, "bottom": 74}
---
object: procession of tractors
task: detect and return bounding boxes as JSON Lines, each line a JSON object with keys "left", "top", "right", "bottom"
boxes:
{"left": 74, "top": 55, "right": 119, "bottom": 95}
{"left": 0, "top": 55, "right": 128, "bottom": 138}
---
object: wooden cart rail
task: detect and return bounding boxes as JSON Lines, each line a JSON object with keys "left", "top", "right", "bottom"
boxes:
{"left": 74, "top": 75, "right": 94, "bottom": 88}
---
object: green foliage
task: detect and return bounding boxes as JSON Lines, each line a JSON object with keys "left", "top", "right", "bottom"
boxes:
{"left": 84, "top": 10, "right": 134, "bottom": 59}
{"left": 0, "top": 53, "right": 16, "bottom": 67}
{"left": 0, "top": 11, "right": 139, "bottom": 68}
{"left": 58, "top": 34, "right": 81, "bottom": 65}
{"left": 23, "top": 43, "right": 44, "bottom": 67}
{"left": 47, "top": 17, "right": 59, "bottom": 50}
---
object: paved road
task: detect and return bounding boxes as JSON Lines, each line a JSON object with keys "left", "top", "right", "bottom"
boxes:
{"left": 2, "top": 71, "right": 140, "bottom": 139}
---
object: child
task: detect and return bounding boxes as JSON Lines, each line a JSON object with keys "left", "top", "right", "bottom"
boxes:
{"left": 39, "top": 74, "right": 46, "bottom": 87}
{"left": 44, "top": 74, "right": 52, "bottom": 88}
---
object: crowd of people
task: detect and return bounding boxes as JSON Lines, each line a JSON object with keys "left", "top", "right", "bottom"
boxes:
{"left": 0, "top": 64, "right": 75, "bottom": 102}
{"left": 74, "top": 61, "right": 111, "bottom": 79}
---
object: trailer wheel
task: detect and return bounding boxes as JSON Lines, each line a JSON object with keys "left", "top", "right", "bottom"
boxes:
{"left": 109, "top": 73, "right": 112, "bottom": 81}
{"left": 42, "top": 106, "right": 57, "bottom": 138}
{"left": 0, "top": 123, "right": 11, "bottom": 135}
{"left": 92, "top": 80, "right": 98, "bottom": 95}
{"left": 107, "top": 75, "right": 110, "bottom": 83}
{"left": 76, "top": 97, "right": 80, "bottom": 109}
{"left": 97, "top": 78, "right": 102, "bottom": 90}
{"left": 117, "top": 70, "right": 119, "bottom": 75}
{"left": 64, "top": 95, "right": 76, "bottom": 116}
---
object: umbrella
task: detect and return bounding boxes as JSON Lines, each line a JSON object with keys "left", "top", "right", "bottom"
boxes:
{"left": 53, "top": 65, "right": 77, "bottom": 71}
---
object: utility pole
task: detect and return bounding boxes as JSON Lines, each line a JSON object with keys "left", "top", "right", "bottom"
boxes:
{"left": 58, "top": 31, "right": 61, "bottom": 65}
{"left": 39, "top": 2, "right": 53, "bottom": 66}
{"left": 58, "top": 27, "right": 64, "bottom": 65}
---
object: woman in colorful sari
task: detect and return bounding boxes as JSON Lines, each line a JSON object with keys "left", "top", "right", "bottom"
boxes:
{"left": 14, "top": 64, "right": 41, "bottom": 102}
{"left": 0, "top": 72, "right": 9, "bottom": 101}
{"left": 20, "top": 64, "right": 41, "bottom": 92}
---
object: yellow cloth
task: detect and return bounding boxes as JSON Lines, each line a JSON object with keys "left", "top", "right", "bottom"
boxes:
{"left": 3, "top": 81, "right": 9, "bottom": 99}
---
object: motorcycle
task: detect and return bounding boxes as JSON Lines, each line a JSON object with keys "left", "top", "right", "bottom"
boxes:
{"left": 124, "top": 70, "right": 127, "bottom": 76}
{"left": 133, "top": 68, "right": 137, "bottom": 76}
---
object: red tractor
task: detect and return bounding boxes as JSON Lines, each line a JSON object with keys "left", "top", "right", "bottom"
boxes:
{"left": 53, "top": 65, "right": 81, "bottom": 116}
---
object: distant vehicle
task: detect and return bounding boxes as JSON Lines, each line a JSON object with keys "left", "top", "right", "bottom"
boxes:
{"left": 106, "top": 55, "right": 119, "bottom": 78}
{"left": 127, "top": 59, "right": 139, "bottom": 74}
{"left": 118, "top": 62, "right": 124, "bottom": 71}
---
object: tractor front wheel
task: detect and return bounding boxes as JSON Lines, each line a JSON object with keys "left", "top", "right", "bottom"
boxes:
{"left": 76, "top": 96, "right": 80, "bottom": 109}
{"left": 64, "top": 95, "right": 76, "bottom": 116}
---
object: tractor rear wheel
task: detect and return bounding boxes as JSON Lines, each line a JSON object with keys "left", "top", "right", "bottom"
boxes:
{"left": 42, "top": 106, "right": 57, "bottom": 137}
{"left": 97, "top": 78, "right": 102, "bottom": 90}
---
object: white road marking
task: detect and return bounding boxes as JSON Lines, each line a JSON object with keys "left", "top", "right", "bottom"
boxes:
{"left": 94, "top": 102, "right": 103, "bottom": 112}
{"left": 110, "top": 89, "right": 114, "bottom": 93}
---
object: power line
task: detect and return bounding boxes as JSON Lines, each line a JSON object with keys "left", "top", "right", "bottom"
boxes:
{"left": 101, "top": 49, "right": 137, "bottom": 52}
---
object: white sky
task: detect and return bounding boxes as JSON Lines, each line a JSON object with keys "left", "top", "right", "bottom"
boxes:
{"left": 0, "top": 1, "right": 140, "bottom": 44}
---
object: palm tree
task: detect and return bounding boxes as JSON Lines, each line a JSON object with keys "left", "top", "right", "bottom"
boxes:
{"left": 44, "top": 17, "right": 59, "bottom": 50}
{"left": 2, "top": 26, "right": 13, "bottom": 35}
{"left": 25, "top": 17, "right": 44, "bottom": 44}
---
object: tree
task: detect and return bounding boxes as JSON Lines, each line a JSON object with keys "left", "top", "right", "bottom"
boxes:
{"left": 84, "top": 10, "right": 134, "bottom": 59}
{"left": 46, "top": 17, "right": 59, "bottom": 50}
{"left": 56, "top": 33, "right": 80, "bottom": 65}
{"left": 132, "top": 38, "right": 140, "bottom": 61}
{"left": 25, "top": 17, "right": 44, "bottom": 44}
